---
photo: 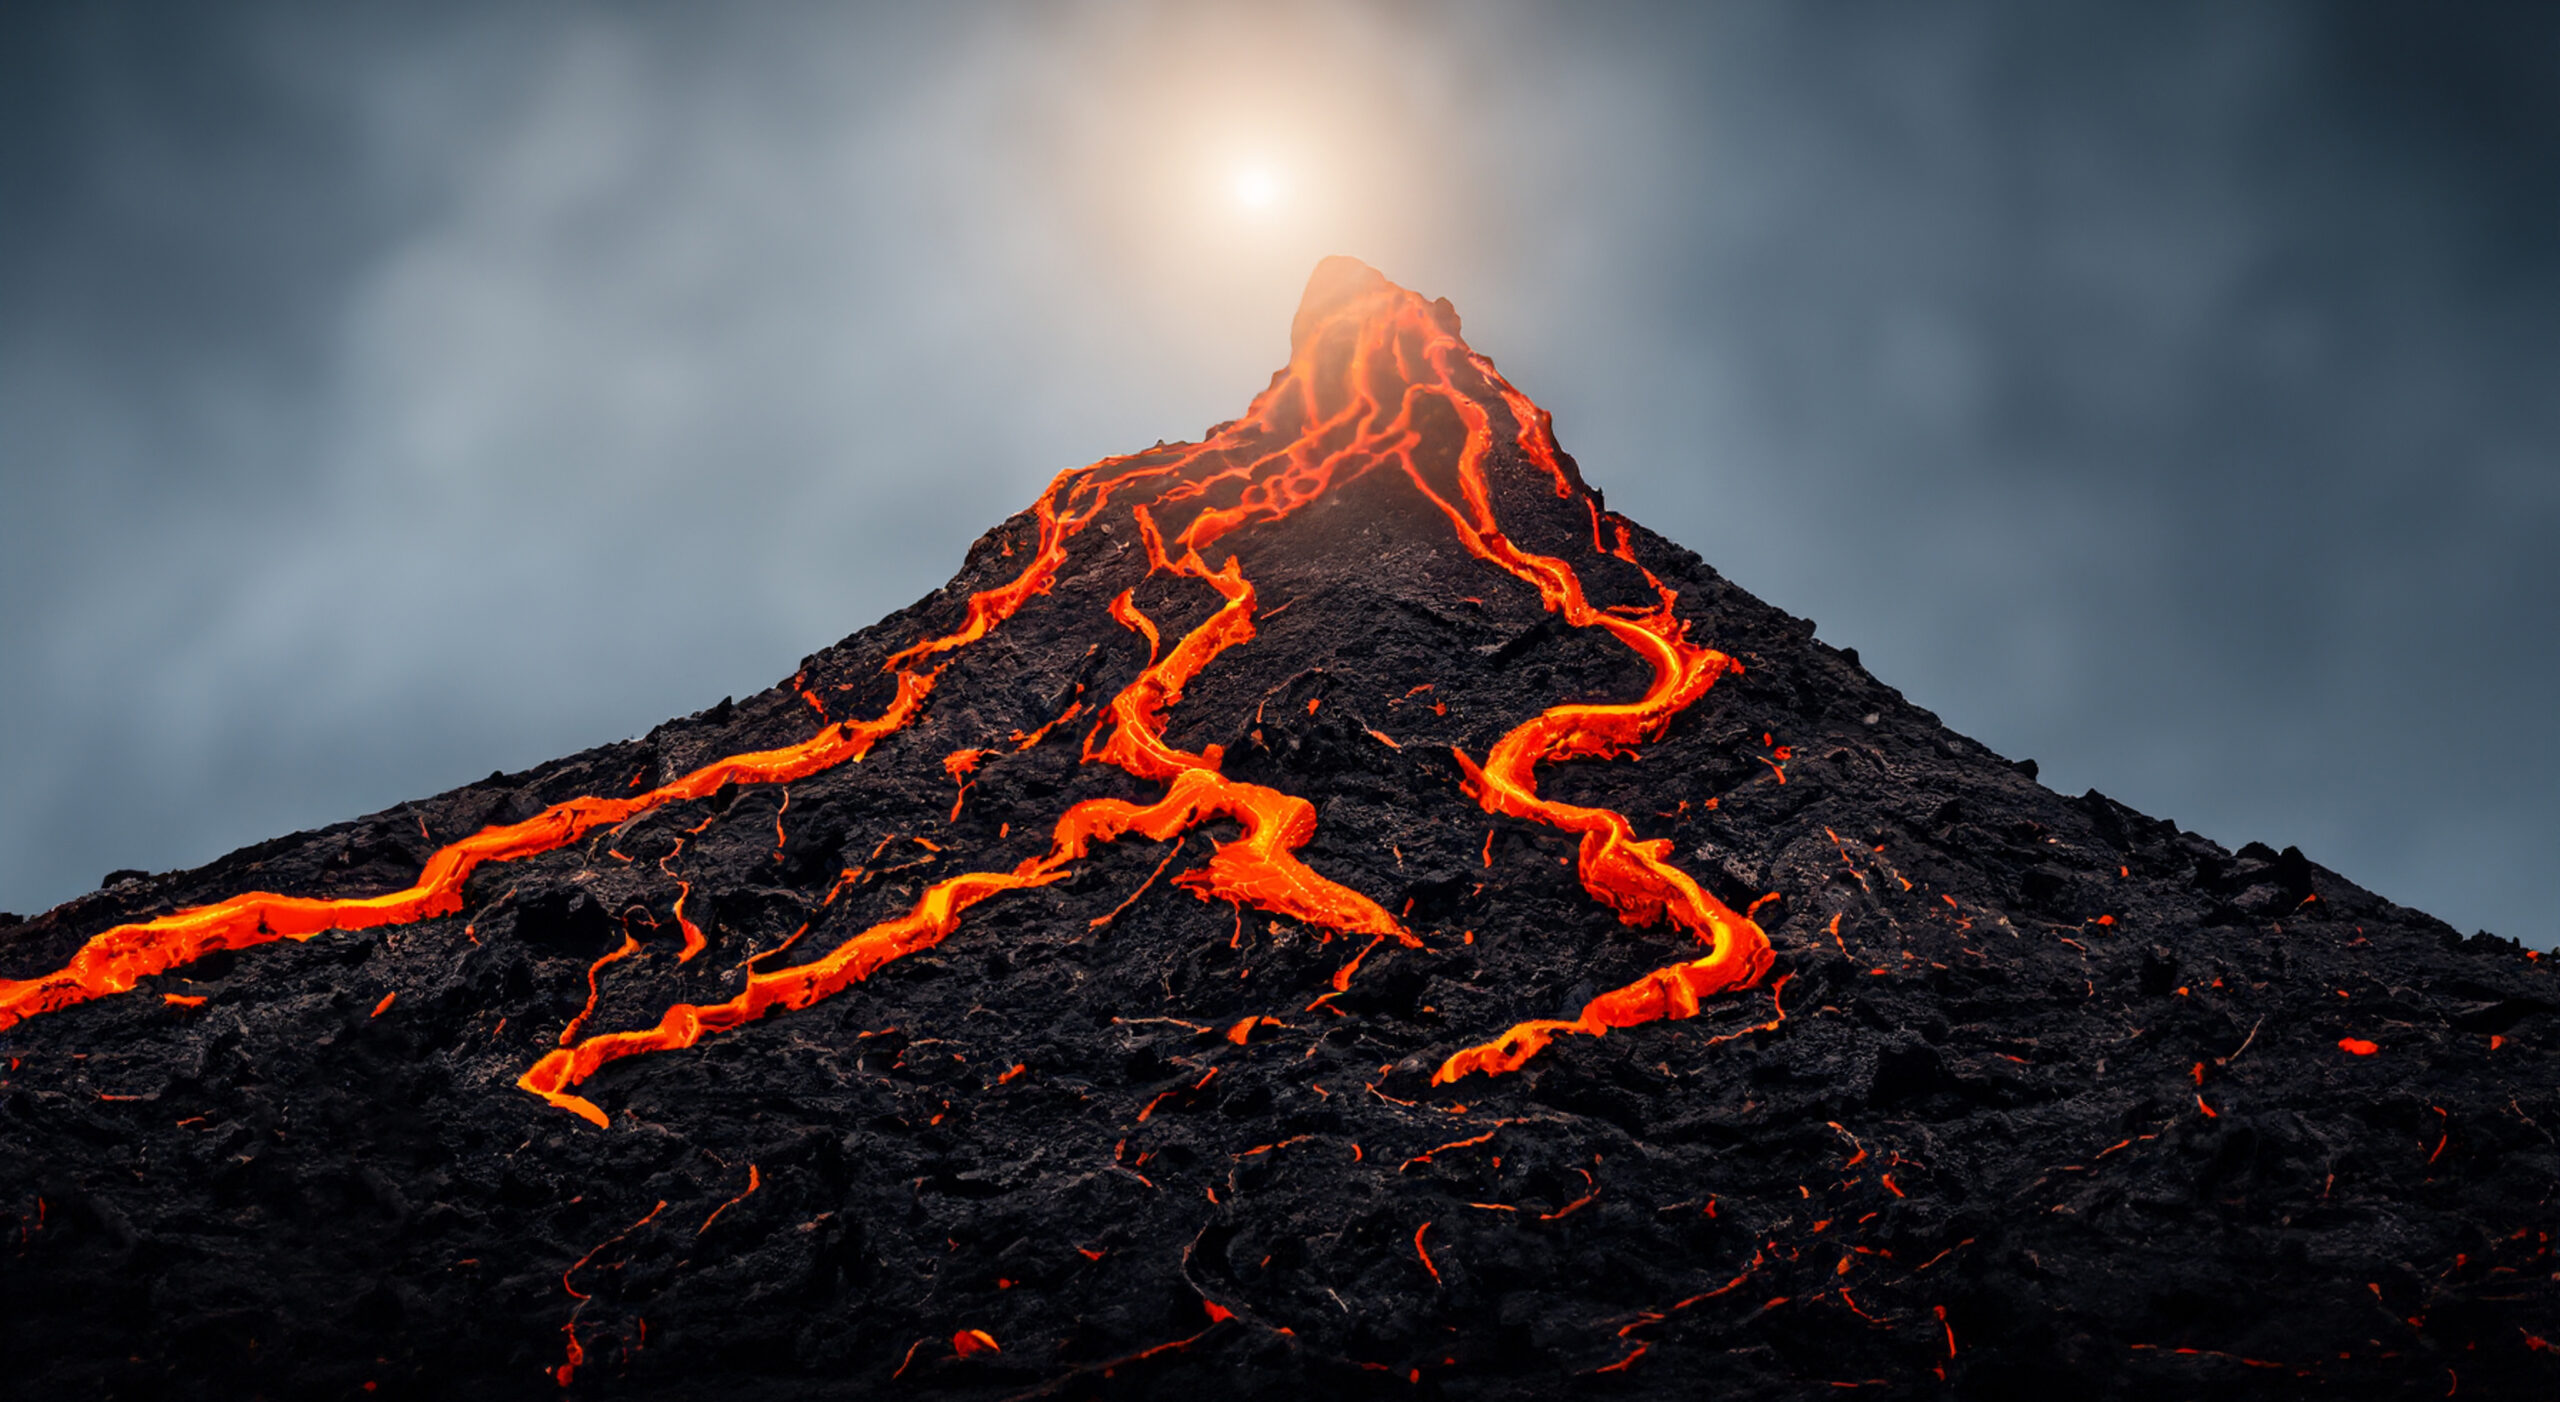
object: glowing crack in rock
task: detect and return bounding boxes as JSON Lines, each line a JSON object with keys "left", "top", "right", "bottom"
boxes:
{"left": 0, "top": 258, "right": 1772, "bottom": 1122}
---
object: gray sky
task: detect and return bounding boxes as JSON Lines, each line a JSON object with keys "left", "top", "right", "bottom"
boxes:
{"left": 3, "top": 1, "right": 2553, "bottom": 946}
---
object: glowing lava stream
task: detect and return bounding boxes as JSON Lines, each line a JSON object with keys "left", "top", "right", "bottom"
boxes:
{"left": 517, "top": 500, "right": 1410, "bottom": 1126}
{"left": 1394, "top": 335, "right": 1775, "bottom": 1084}
{"left": 0, "top": 457, "right": 1142, "bottom": 1033}
{"left": 0, "top": 257, "right": 1771, "bottom": 1116}
{"left": 1163, "top": 263, "right": 1775, "bottom": 1083}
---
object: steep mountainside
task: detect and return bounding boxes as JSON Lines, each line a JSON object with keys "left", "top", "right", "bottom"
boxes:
{"left": 2, "top": 260, "right": 2552, "bottom": 1400}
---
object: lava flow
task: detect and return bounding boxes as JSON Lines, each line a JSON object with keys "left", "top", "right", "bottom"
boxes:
{"left": 515, "top": 497, "right": 1410, "bottom": 1125}
{"left": 0, "top": 471, "right": 1108, "bottom": 1029}
{"left": 4, "top": 256, "right": 1769, "bottom": 1125}
{"left": 1379, "top": 311, "right": 1774, "bottom": 1083}
{"left": 10, "top": 259, "right": 2555, "bottom": 1399}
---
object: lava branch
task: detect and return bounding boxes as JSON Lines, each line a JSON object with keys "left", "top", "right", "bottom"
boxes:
{"left": 0, "top": 463, "right": 1170, "bottom": 1032}
{"left": 0, "top": 408, "right": 1293, "bottom": 1036}
{"left": 518, "top": 863, "right": 1069, "bottom": 1126}
{"left": 1328, "top": 300, "right": 1773, "bottom": 1081}
{"left": 1132, "top": 266, "right": 1774, "bottom": 1080}
{"left": 518, "top": 504, "right": 1405, "bottom": 1126}
{"left": 4, "top": 258, "right": 1769, "bottom": 1118}
{"left": 0, "top": 262, "right": 1404, "bottom": 1071}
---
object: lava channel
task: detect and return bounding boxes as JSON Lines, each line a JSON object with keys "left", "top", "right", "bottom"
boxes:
{"left": 2, "top": 257, "right": 1774, "bottom": 1120}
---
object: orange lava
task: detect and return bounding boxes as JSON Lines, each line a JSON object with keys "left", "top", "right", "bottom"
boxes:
{"left": 516, "top": 486, "right": 1402, "bottom": 1126}
{"left": 942, "top": 748, "right": 986, "bottom": 822}
{"left": 0, "top": 680, "right": 943, "bottom": 1032}
{"left": 1363, "top": 281, "right": 1772, "bottom": 1083}
{"left": 1, "top": 258, "right": 1772, "bottom": 1126}
{"left": 556, "top": 1198, "right": 666, "bottom": 1386}
{"left": 696, "top": 1164, "right": 760, "bottom": 1236}
{"left": 0, "top": 413, "right": 1217, "bottom": 1034}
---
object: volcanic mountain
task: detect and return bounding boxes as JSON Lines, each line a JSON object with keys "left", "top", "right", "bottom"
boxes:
{"left": 2, "top": 260, "right": 2552, "bottom": 1400}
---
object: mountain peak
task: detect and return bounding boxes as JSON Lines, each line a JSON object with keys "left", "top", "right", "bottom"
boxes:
{"left": 1291, "top": 255, "right": 1462, "bottom": 354}
{"left": 1290, "top": 254, "right": 1391, "bottom": 346}
{"left": 2, "top": 262, "right": 2551, "bottom": 1398}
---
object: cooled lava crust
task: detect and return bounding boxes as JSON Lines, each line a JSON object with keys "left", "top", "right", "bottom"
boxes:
{"left": 2, "top": 261, "right": 2552, "bottom": 1401}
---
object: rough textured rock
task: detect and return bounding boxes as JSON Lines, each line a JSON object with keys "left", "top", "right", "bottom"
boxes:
{"left": 2, "top": 262, "right": 2552, "bottom": 1400}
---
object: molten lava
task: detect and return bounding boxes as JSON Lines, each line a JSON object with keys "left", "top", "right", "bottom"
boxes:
{"left": 6, "top": 259, "right": 2552, "bottom": 1402}
{"left": 1, "top": 257, "right": 1770, "bottom": 1128}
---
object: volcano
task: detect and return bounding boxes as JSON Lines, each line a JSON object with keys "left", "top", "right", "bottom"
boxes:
{"left": 2, "top": 260, "right": 2553, "bottom": 1400}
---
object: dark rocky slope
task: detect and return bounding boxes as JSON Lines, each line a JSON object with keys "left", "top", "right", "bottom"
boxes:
{"left": 2, "top": 262, "right": 2552, "bottom": 1400}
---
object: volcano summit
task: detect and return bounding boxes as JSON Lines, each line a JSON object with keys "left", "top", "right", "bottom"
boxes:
{"left": 1, "top": 261, "right": 2552, "bottom": 1399}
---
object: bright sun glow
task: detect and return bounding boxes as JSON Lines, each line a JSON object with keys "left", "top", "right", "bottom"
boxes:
{"left": 1231, "top": 166, "right": 1282, "bottom": 211}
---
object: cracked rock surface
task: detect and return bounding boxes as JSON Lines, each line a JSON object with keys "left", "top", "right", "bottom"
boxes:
{"left": 2, "top": 266, "right": 2553, "bottom": 1401}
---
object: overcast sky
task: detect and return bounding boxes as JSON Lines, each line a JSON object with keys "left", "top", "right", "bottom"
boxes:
{"left": 3, "top": 1, "right": 2553, "bottom": 947}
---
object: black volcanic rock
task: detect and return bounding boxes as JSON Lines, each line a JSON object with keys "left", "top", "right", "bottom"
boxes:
{"left": 3, "top": 262, "right": 2554, "bottom": 1401}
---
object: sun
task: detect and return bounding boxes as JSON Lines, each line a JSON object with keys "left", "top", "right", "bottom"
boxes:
{"left": 1230, "top": 165, "right": 1283, "bottom": 212}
